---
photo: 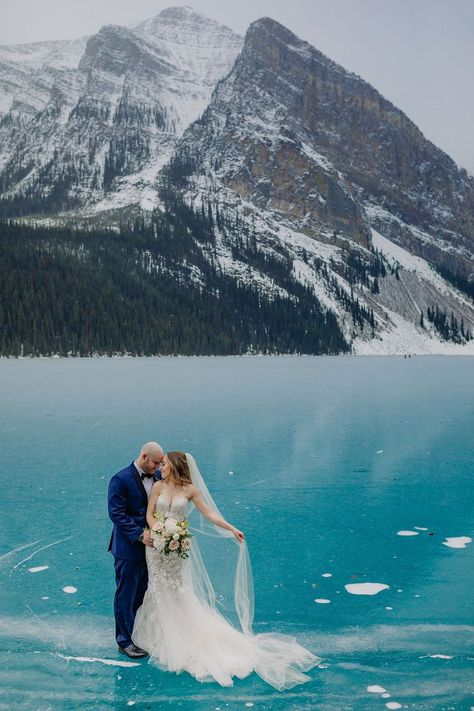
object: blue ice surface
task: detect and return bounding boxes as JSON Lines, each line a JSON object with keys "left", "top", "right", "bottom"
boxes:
{"left": 0, "top": 355, "right": 473, "bottom": 710}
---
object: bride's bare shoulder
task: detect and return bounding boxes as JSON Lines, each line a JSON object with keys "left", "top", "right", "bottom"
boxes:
{"left": 186, "top": 483, "right": 200, "bottom": 499}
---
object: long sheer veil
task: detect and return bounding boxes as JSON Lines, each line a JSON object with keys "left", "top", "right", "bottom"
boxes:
{"left": 185, "top": 453, "right": 254, "bottom": 634}
{"left": 184, "top": 453, "right": 321, "bottom": 690}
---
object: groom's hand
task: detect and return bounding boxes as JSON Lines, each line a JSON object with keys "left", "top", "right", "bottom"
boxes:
{"left": 142, "top": 529, "right": 154, "bottom": 547}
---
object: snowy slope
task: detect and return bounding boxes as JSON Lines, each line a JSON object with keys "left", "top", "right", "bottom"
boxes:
{"left": 132, "top": 6, "right": 242, "bottom": 132}
{"left": 0, "top": 37, "right": 87, "bottom": 118}
{"left": 352, "top": 230, "right": 474, "bottom": 354}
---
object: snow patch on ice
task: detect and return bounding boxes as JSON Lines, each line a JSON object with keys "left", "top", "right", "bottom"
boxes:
{"left": 442, "top": 536, "right": 472, "bottom": 549}
{"left": 55, "top": 653, "right": 139, "bottom": 668}
{"left": 345, "top": 583, "right": 389, "bottom": 596}
{"left": 367, "top": 685, "right": 387, "bottom": 693}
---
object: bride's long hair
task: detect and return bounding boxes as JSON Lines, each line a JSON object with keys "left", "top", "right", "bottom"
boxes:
{"left": 166, "top": 451, "right": 192, "bottom": 486}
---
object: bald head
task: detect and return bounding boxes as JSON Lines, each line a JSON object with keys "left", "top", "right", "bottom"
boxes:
{"left": 136, "top": 441, "right": 164, "bottom": 476}
{"left": 140, "top": 442, "right": 163, "bottom": 458}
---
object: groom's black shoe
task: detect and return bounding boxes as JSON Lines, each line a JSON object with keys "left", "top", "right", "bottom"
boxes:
{"left": 118, "top": 644, "right": 148, "bottom": 659}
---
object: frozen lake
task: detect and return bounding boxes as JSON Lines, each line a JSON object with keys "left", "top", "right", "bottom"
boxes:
{"left": 0, "top": 356, "right": 473, "bottom": 710}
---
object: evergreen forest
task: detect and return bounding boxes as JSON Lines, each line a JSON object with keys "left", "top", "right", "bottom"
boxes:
{"left": 0, "top": 204, "right": 349, "bottom": 357}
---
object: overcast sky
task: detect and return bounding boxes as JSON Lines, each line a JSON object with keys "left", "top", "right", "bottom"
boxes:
{"left": 2, "top": 0, "right": 473, "bottom": 174}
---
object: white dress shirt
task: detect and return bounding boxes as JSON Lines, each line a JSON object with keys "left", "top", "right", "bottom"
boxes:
{"left": 134, "top": 462, "right": 154, "bottom": 498}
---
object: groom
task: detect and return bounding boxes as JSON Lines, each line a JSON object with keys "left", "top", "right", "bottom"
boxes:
{"left": 108, "top": 441, "right": 164, "bottom": 658}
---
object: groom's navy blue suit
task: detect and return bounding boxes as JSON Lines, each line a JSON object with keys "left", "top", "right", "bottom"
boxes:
{"left": 108, "top": 462, "right": 161, "bottom": 649}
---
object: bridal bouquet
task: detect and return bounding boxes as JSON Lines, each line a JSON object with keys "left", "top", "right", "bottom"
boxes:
{"left": 151, "top": 511, "right": 192, "bottom": 559}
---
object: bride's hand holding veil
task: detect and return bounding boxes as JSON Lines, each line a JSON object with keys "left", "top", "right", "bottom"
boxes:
{"left": 189, "top": 486, "right": 244, "bottom": 542}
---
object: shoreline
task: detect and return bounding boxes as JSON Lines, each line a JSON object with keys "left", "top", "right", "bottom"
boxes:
{"left": 1, "top": 351, "right": 474, "bottom": 361}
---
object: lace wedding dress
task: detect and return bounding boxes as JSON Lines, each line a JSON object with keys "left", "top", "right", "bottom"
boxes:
{"left": 132, "top": 492, "right": 321, "bottom": 689}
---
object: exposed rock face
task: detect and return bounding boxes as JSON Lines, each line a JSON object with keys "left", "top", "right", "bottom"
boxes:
{"left": 254, "top": 18, "right": 474, "bottom": 278}
{"left": 177, "top": 17, "right": 371, "bottom": 247}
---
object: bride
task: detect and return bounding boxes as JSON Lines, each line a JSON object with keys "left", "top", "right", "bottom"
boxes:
{"left": 132, "top": 451, "right": 320, "bottom": 690}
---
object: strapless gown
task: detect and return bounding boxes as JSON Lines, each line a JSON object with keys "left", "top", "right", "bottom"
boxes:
{"left": 132, "top": 494, "right": 320, "bottom": 689}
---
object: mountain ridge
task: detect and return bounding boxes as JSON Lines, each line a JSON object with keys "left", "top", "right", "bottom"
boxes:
{"left": 0, "top": 7, "right": 472, "bottom": 356}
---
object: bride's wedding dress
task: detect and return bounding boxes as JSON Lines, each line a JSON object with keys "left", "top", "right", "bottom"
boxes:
{"left": 132, "top": 493, "right": 320, "bottom": 689}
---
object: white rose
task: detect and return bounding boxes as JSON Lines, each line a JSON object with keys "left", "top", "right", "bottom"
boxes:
{"left": 164, "top": 518, "right": 179, "bottom": 534}
{"left": 152, "top": 521, "right": 164, "bottom": 532}
{"left": 172, "top": 533, "right": 180, "bottom": 540}
{"left": 182, "top": 538, "right": 192, "bottom": 551}
{"left": 169, "top": 539, "right": 180, "bottom": 551}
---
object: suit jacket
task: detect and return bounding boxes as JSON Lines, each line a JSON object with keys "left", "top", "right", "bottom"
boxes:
{"left": 107, "top": 461, "right": 161, "bottom": 561}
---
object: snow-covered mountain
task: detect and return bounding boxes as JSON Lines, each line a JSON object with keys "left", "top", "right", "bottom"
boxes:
{"left": 0, "top": 6, "right": 242, "bottom": 213}
{"left": 161, "top": 16, "right": 474, "bottom": 354}
{"left": 0, "top": 8, "right": 473, "bottom": 356}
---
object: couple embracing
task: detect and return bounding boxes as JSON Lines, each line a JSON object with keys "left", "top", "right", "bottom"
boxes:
{"left": 108, "top": 442, "right": 320, "bottom": 690}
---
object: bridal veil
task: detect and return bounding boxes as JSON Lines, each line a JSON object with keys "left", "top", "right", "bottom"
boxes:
{"left": 184, "top": 453, "right": 320, "bottom": 690}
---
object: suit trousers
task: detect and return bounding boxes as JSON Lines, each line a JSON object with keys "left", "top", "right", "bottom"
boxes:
{"left": 114, "top": 557, "right": 148, "bottom": 648}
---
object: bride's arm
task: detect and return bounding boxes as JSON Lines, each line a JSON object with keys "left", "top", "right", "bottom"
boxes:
{"left": 190, "top": 486, "right": 244, "bottom": 542}
{"left": 146, "top": 482, "right": 162, "bottom": 530}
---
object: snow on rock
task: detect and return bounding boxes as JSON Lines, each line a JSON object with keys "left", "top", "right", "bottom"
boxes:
{"left": 371, "top": 228, "right": 473, "bottom": 310}
{"left": 132, "top": 7, "right": 243, "bottom": 135}
{"left": 354, "top": 305, "right": 474, "bottom": 356}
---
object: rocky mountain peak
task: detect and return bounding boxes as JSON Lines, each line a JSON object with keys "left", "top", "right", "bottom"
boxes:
{"left": 247, "top": 16, "right": 305, "bottom": 46}
{"left": 133, "top": 5, "right": 240, "bottom": 47}
{"left": 237, "top": 14, "right": 474, "bottom": 280}
{"left": 244, "top": 16, "right": 332, "bottom": 70}
{"left": 158, "top": 6, "right": 204, "bottom": 21}
{"left": 175, "top": 13, "right": 371, "bottom": 246}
